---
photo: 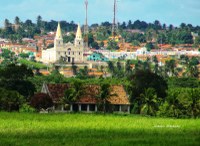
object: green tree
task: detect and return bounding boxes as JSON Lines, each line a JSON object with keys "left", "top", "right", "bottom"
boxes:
{"left": 98, "top": 83, "right": 112, "bottom": 113}
{"left": 129, "top": 70, "right": 167, "bottom": 104}
{"left": 140, "top": 88, "right": 159, "bottom": 116}
{"left": 0, "top": 88, "right": 24, "bottom": 112}
{"left": 63, "top": 80, "right": 84, "bottom": 104}
{"left": 14, "top": 16, "right": 20, "bottom": 25}
{"left": 107, "top": 40, "right": 119, "bottom": 50}
{"left": 189, "top": 88, "right": 200, "bottom": 118}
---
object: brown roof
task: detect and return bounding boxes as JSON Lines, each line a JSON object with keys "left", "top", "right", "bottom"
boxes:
{"left": 43, "top": 84, "right": 130, "bottom": 105}
{"left": 108, "top": 85, "right": 130, "bottom": 105}
{"left": 47, "top": 84, "right": 70, "bottom": 102}
{"left": 77, "top": 85, "right": 130, "bottom": 105}
{"left": 77, "top": 85, "right": 100, "bottom": 104}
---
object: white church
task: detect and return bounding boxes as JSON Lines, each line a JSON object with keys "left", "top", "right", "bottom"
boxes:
{"left": 42, "top": 22, "right": 85, "bottom": 64}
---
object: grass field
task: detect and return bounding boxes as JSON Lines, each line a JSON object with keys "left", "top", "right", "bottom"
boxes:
{"left": 0, "top": 112, "right": 199, "bottom": 146}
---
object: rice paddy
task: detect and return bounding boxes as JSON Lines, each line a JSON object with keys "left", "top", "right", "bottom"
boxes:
{"left": 0, "top": 112, "right": 199, "bottom": 146}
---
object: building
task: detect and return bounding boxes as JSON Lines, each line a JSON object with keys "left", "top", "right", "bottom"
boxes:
{"left": 41, "top": 83, "right": 130, "bottom": 113}
{"left": 87, "top": 52, "right": 109, "bottom": 62}
{"left": 42, "top": 22, "right": 84, "bottom": 64}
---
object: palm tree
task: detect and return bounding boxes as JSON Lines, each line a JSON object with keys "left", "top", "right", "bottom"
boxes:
{"left": 125, "top": 60, "right": 132, "bottom": 75}
{"left": 165, "top": 59, "right": 176, "bottom": 77}
{"left": 153, "top": 56, "right": 159, "bottom": 74}
{"left": 63, "top": 80, "right": 84, "bottom": 104}
{"left": 4, "top": 19, "right": 10, "bottom": 28}
{"left": 189, "top": 89, "right": 200, "bottom": 118}
{"left": 167, "top": 89, "right": 180, "bottom": 118}
{"left": 14, "top": 16, "right": 20, "bottom": 25}
{"left": 71, "top": 62, "right": 78, "bottom": 76}
{"left": 107, "top": 61, "right": 115, "bottom": 75}
{"left": 98, "top": 83, "right": 113, "bottom": 113}
{"left": 140, "top": 88, "right": 158, "bottom": 116}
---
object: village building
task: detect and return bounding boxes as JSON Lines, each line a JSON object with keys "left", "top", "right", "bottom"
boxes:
{"left": 87, "top": 52, "right": 109, "bottom": 62}
{"left": 41, "top": 83, "right": 130, "bottom": 113}
{"left": 41, "top": 22, "right": 85, "bottom": 64}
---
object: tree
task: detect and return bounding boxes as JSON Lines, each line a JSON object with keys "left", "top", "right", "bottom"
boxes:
{"left": 14, "top": 16, "right": 20, "bottom": 25}
{"left": 165, "top": 59, "right": 176, "bottom": 77}
{"left": 37, "top": 15, "right": 42, "bottom": 28}
{"left": 91, "top": 41, "right": 99, "bottom": 50}
{"left": 0, "top": 64, "right": 35, "bottom": 99}
{"left": 125, "top": 60, "right": 132, "bottom": 76}
{"left": 0, "top": 88, "right": 24, "bottom": 111}
{"left": 63, "top": 80, "right": 84, "bottom": 104}
{"left": 71, "top": 62, "right": 78, "bottom": 76}
{"left": 152, "top": 56, "right": 159, "bottom": 74}
{"left": 189, "top": 88, "right": 200, "bottom": 118}
{"left": 140, "top": 88, "right": 159, "bottom": 116}
{"left": 194, "top": 36, "right": 200, "bottom": 46}
{"left": 145, "top": 42, "right": 154, "bottom": 51}
{"left": 98, "top": 83, "right": 112, "bottom": 113}
{"left": 30, "top": 93, "right": 53, "bottom": 111}
{"left": 4, "top": 19, "right": 10, "bottom": 28}
{"left": 107, "top": 61, "right": 115, "bottom": 75}
{"left": 107, "top": 40, "right": 119, "bottom": 50}
{"left": 129, "top": 70, "right": 167, "bottom": 103}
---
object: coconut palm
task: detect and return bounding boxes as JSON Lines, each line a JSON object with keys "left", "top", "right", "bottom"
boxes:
{"left": 189, "top": 88, "right": 200, "bottom": 118}
{"left": 140, "top": 88, "right": 158, "bottom": 116}
{"left": 167, "top": 89, "right": 180, "bottom": 118}
{"left": 64, "top": 80, "right": 84, "bottom": 103}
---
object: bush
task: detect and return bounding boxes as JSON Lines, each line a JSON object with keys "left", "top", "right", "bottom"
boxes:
{"left": 19, "top": 103, "right": 36, "bottom": 113}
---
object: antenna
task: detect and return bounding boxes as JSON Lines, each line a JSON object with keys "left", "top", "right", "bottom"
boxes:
{"left": 84, "top": 0, "right": 89, "bottom": 48}
{"left": 112, "top": 0, "right": 118, "bottom": 38}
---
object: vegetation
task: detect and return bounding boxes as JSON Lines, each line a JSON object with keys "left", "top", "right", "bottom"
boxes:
{"left": 30, "top": 93, "right": 53, "bottom": 111}
{"left": 0, "top": 113, "right": 199, "bottom": 146}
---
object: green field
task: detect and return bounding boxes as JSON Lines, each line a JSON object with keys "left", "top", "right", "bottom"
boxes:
{"left": 0, "top": 113, "right": 199, "bottom": 146}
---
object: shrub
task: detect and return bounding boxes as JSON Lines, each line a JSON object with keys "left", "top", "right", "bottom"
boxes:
{"left": 19, "top": 103, "right": 36, "bottom": 113}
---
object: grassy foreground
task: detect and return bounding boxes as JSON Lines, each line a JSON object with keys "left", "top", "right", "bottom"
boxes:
{"left": 0, "top": 113, "right": 199, "bottom": 146}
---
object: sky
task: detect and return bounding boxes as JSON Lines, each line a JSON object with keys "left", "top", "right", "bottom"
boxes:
{"left": 0, "top": 0, "right": 200, "bottom": 27}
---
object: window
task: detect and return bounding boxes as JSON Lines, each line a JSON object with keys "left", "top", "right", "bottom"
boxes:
{"left": 79, "top": 52, "right": 81, "bottom": 55}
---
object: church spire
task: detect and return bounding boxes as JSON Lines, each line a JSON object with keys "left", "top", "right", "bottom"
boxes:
{"left": 76, "top": 23, "right": 82, "bottom": 39}
{"left": 56, "top": 22, "right": 63, "bottom": 39}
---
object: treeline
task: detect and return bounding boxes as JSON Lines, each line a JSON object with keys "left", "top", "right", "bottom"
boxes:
{"left": 1, "top": 16, "right": 200, "bottom": 47}
{"left": 0, "top": 16, "right": 77, "bottom": 42}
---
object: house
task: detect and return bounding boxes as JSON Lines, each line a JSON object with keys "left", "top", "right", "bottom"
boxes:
{"left": 41, "top": 83, "right": 130, "bottom": 113}
{"left": 87, "top": 52, "right": 109, "bottom": 62}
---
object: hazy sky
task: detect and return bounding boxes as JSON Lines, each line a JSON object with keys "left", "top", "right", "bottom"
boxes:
{"left": 0, "top": 0, "right": 200, "bottom": 27}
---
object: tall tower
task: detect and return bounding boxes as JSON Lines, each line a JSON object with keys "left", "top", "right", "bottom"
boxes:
{"left": 84, "top": 0, "right": 89, "bottom": 48}
{"left": 112, "top": 0, "right": 118, "bottom": 38}
{"left": 75, "top": 24, "right": 84, "bottom": 47}
{"left": 54, "top": 22, "right": 63, "bottom": 50}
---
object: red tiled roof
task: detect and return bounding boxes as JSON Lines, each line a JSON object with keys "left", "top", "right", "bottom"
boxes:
{"left": 47, "top": 84, "right": 70, "bottom": 102}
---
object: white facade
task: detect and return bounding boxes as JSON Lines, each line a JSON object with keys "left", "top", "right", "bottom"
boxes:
{"left": 42, "top": 23, "right": 84, "bottom": 64}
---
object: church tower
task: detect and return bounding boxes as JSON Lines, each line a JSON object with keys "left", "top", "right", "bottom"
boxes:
{"left": 54, "top": 22, "right": 63, "bottom": 50}
{"left": 74, "top": 24, "right": 84, "bottom": 47}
